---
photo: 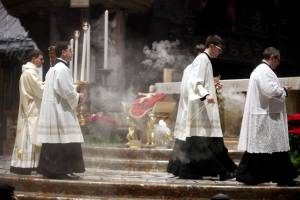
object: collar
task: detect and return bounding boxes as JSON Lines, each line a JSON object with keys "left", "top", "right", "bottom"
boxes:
{"left": 22, "top": 62, "right": 39, "bottom": 73}
{"left": 55, "top": 58, "right": 68, "bottom": 66}
{"left": 261, "top": 60, "right": 274, "bottom": 70}
{"left": 202, "top": 52, "right": 212, "bottom": 62}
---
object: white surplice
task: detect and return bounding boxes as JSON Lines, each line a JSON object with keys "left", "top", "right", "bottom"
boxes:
{"left": 238, "top": 62, "right": 290, "bottom": 153}
{"left": 37, "top": 59, "right": 84, "bottom": 144}
{"left": 174, "top": 53, "right": 223, "bottom": 141}
{"left": 11, "top": 62, "right": 44, "bottom": 169}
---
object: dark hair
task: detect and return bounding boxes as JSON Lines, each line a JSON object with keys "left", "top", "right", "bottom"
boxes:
{"left": 28, "top": 49, "right": 43, "bottom": 60}
{"left": 54, "top": 41, "right": 70, "bottom": 57}
{"left": 205, "top": 35, "right": 224, "bottom": 49}
{"left": 263, "top": 47, "right": 280, "bottom": 60}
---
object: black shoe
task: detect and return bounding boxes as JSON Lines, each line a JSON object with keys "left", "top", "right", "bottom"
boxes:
{"left": 219, "top": 171, "right": 236, "bottom": 181}
{"left": 44, "top": 173, "right": 80, "bottom": 180}
{"left": 67, "top": 173, "right": 81, "bottom": 180}
{"left": 44, "top": 174, "right": 66, "bottom": 179}
{"left": 211, "top": 193, "right": 230, "bottom": 200}
{"left": 277, "top": 180, "right": 300, "bottom": 187}
{"left": 178, "top": 174, "right": 203, "bottom": 180}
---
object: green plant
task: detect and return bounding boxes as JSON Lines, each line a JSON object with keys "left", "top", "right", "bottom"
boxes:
{"left": 288, "top": 122, "right": 300, "bottom": 173}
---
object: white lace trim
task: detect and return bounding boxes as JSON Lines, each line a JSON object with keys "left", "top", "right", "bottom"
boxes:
{"left": 238, "top": 113, "right": 290, "bottom": 153}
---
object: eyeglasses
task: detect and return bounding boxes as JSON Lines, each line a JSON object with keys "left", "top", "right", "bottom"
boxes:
{"left": 272, "top": 56, "right": 280, "bottom": 62}
{"left": 215, "top": 45, "right": 223, "bottom": 53}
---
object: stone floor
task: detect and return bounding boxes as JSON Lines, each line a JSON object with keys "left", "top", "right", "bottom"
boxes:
{"left": 1, "top": 165, "right": 299, "bottom": 200}
{"left": 0, "top": 139, "right": 299, "bottom": 199}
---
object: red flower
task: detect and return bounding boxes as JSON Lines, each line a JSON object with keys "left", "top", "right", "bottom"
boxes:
{"left": 86, "top": 114, "right": 98, "bottom": 122}
{"left": 288, "top": 113, "right": 300, "bottom": 121}
{"left": 289, "top": 127, "right": 300, "bottom": 135}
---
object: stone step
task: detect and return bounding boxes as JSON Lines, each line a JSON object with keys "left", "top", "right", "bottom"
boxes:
{"left": 83, "top": 147, "right": 242, "bottom": 160}
{"left": 15, "top": 191, "right": 164, "bottom": 200}
{"left": 0, "top": 169, "right": 299, "bottom": 200}
{"left": 84, "top": 157, "right": 168, "bottom": 172}
{"left": 15, "top": 192, "right": 103, "bottom": 200}
{"left": 223, "top": 137, "right": 239, "bottom": 150}
{"left": 84, "top": 137, "right": 238, "bottom": 153}
{"left": 83, "top": 148, "right": 242, "bottom": 161}
{"left": 82, "top": 146, "right": 172, "bottom": 161}
{"left": 1, "top": 149, "right": 242, "bottom": 173}
{"left": 0, "top": 148, "right": 242, "bottom": 173}
{"left": 82, "top": 145, "right": 242, "bottom": 172}
{"left": 84, "top": 156, "right": 241, "bottom": 172}
{"left": 82, "top": 138, "right": 240, "bottom": 161}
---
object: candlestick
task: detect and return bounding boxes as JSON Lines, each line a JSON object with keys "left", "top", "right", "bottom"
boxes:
{"left": 76, "top": 80, "right": 87, "bottom": 126}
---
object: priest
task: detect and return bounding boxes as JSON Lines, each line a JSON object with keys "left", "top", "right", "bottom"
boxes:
{"left": 167, "top": 35, "right": 237, "bottom": 180}
{"left": 10, "top": 50, "right": 44, "bottom": 175}
{"left": 237, "top": 47, "right": 298, "bottom": 186}
{"left": 36, "top": 41, "right": 85, "bottom": 179}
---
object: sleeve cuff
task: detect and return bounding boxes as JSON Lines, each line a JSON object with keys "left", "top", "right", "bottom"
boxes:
{"left": 283, "top": 87, "right": 288, "bottom": 97}
{"left": 197, "top": 84, "right": 209, "bottom": 98}
{"left": 200, "top": 94, "right": 209, "bottom": 101}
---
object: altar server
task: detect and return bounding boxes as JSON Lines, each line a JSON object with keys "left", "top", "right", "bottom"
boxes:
{"left": 37, "top": 41, "right": 85, "bottom": 179}
{"left": 167, "top": 35, "right": 237, "bottom": 180}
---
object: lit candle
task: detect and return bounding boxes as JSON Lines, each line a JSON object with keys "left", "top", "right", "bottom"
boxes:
{"left": 104, "top": 10, "right": 108, "bottom": 69}
{"left": 74, "top": 30, "right": 80, "bottom": 81}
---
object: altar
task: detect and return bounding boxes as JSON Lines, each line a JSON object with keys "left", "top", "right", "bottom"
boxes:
{"left": 155, "top": 77, "right": 300, "bottom": 137}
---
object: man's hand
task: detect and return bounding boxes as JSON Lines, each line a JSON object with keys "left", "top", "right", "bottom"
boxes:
{"left": 284, "top": 86, "right": 292, "bottom": 91}
{"left": 206, "top": 94, "right": 215, "bottom": 103}
{"left": 215, "top": 80, "right": 223, "bottom": 90}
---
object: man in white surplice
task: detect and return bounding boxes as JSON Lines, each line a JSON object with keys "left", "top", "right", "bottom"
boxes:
{"left": 236, "top": 47, "right": 298, "bottom": 186}
{"left": 167, "top": 35, "right": 237, "bottom": 180}
{"left": 10, "top": 50, "right": 44, "bottom": 175}
{"left": 36, "top": 42, "right": 85, "bottom": 180}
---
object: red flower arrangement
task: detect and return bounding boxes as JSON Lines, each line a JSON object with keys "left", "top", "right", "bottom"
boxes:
{"left": 288, "top": 113, "right": 300, "bottom": 121}
{"left": 288, "top": 113, "right": 300, "bottom": 173}
{"left": 288, "top": 113, "right": 300, "bottom": 135}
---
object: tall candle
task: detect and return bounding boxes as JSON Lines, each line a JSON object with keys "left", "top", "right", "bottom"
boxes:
{"left": 80, "top": 30, "right": 87, "bottom": 81}
{"left": 104, "top": 10, "right": 108, "bottom": 69}
{"left": 86, "top": 24, "right": 91, "bottom": 82}
{"left": 74, "top": 30, "right": 80, "bottom": 81}
{"left": 69, "top": 38, "right": 74, "bottom": 76}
